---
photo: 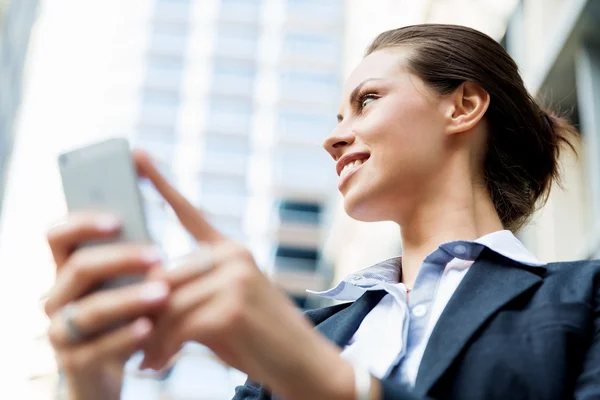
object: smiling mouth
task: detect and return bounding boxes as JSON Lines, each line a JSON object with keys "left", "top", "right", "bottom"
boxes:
{"left": 340, "top": 159, "right": 366, "bottom": 179}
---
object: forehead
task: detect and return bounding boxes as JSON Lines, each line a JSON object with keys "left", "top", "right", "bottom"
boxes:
{"left": 343, "top": 48, "right": 411, "bottom": 93}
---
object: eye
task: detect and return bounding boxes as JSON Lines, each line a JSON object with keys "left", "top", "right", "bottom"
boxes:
{"left": 359, "top": 94, "right": 378, "bottom": 109}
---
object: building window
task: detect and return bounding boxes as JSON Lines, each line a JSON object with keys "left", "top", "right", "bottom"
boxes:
{"left": 211, "top": 58, "right": 256, "bottom": 97}
{"left": 205, "top": 133, "right": 250, "bottom": 155}
{"left": 202, "top": 133, "right": 250, "bottom": 174}
{"left": 152, "top": 18, "right": 190, "bottom": 37}
{"left": 277, "top": 110, "right": 335, "bottom": 142}
{"left": 276, "top": 246, "right": 318, "bottom": 261}
{"left": 148, "top": 19, "right": 190, "bottom": 57}
{"left": 219, "top": 0, "right": 261, "bottom": 24}
{"left": 154, "top": 0, "right": 192, "bottom": 25}
{"left": 286, "top": 0, "right": 343, "bottom": 24}
{"left": 201, "top": 172, "right": 248, "bottom": 197}
{"left": 206, "top": 214, "right": 245, "bottom": 240}
{"left": 142, "top": 87, "right": 181, "bottom": 108}
{"left": 207, "top": 96, "right": 253, "bottom": 134}
{"left": 201, "top": 193, "right": 246, "bottom": 219}
{"left": 145, "top": 54, "right": 185, "bottom": 90}
{"left": 147, "top": 54, "right": 185, "bottom": 72}
{"left": 135, "top": 124, "right": 176, "bottom": 140}
{"left": 274, "top": 147, "right": 332, "bottom": 188}
{"left": 275, "top": 245, "right": 319, "bottom": 273}
{"left": 139, "top": 87, "right": 181, "bottom": 128}
{"left": 221, "top": 0, "right": 260, "bottom": 4}
{"left": 214, "top": 24, "right": 259, "bottom": 59}
{"left": 279, "top": 70, "right": 340, "bottom": 104}
{"left": 283, "top": 33, "right": 340, "bottom": 59}
{"left": 278, "top": 200, "right": 322, "bottom": 224}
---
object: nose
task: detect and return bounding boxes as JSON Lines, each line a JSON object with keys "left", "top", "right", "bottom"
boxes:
{"left": 322, "top": 125, "right": 355, "bottom": 161}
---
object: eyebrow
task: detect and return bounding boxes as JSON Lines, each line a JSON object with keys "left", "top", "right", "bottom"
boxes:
{"left": 337, "top": 78, "right": 385, "bottom": 123}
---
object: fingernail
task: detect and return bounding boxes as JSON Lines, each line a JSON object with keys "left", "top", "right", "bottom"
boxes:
{"left": 140, "top": 282, "right": 169, "bottom": 302}
{"left": 96, "top": 215, "right": 121, "bottom": 231}
{"left": 133, "top": 318, "right": 152, "bottom": 338}
{"left": 141, "top": 247, "right": 163, "bottom": 265}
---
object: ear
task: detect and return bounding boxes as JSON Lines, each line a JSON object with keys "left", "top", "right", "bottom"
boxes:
{"left": 444, "top": 81, "right": 490, "bottom": 135}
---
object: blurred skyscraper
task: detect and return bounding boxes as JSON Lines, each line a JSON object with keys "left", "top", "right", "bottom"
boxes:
{"left": 126, "top": 0, "right": 346, "bottom": 394}
{"left": 133, "top": 0, "right": 343, "bottom": 311}
{"left": 0, "top": 0, "right": 38, "bottom": 221}
{"left": 0, "top": 0, "right": 343, "bottom": 398}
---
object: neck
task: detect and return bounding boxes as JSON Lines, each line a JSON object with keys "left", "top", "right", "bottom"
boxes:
{"left": 397, "top": 170, "right": 503, "bottom": 288}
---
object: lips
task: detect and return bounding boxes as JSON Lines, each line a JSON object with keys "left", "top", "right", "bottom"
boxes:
{"left": 336, "top": 152, "right": 370, "bottom": 177}
{"left": 340, "top": 159, "right": 366, "bottom": 179}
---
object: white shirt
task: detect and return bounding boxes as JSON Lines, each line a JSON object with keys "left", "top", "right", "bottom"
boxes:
{"left": 309, "top": 230, "right": 544, "bottom": 387}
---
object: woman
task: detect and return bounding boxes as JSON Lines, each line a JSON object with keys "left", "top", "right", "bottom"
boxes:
{"left": 44, "top": 24, "right": 600, "bottom": 400}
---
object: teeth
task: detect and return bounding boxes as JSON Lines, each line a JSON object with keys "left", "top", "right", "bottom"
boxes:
{"left": 340, "top": 159, "right": 365, "bottom": 178}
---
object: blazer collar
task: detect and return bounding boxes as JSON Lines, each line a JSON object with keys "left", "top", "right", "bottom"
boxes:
{"left": 309, "top": 230, "right": 544, "bottom": 303}
{"left": 313, "top": 290, "right": 387, "bottom": 348}
{"left": 413, "top": 248, "right": 546, "bottom": 396}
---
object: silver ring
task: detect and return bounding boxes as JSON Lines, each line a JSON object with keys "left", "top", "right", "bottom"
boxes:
{"left": 61, "top": 303, "right": 85, "bottom": 343}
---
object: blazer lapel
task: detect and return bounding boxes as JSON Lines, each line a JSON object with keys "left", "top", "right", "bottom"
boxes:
{"left": 267, "top": 291, "right": 387, "bottom": 400}
{"left": 314, "top": 290, "right": 386, "bottom": 347}
{"left": 413, "top": 249, "right": 545, "bottom": 397}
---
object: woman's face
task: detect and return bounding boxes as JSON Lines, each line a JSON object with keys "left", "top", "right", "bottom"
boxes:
{"left": 323, "top": 49, "right": 453, "bottom": 222}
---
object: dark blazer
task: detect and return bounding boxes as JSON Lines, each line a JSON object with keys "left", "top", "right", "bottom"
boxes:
{"left": 233, "top": 249, "right": 600, "bottom": 400}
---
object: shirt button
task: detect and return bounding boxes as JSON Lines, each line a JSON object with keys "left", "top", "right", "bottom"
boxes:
{"left": 453, "top": 244, "right": 467, "bottom": 255}
{"left": 412, "top": 304, "right": 428, "bottom": 318}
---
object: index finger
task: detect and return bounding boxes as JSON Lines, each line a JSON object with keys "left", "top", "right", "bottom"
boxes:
{"left": 133, "top": 150, "right": 225, "bottom": 244}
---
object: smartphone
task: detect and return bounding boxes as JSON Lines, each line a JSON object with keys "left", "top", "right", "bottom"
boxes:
{"left": 58, "top": 138, "right": 152, "bottom": 291}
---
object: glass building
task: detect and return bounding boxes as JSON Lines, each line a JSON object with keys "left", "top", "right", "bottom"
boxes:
{"left": 127, "top": 1, "right": 344, "bottom": 395}
{"left": 0, "top": 0, "right": 343, "bottom": 398}
{"left": 133, "top": 0, "right": 342, "bottom": 307}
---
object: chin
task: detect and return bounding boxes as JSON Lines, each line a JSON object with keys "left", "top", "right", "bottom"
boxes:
{"left": 343, "top": 192, "right": 387, "bottom": 222}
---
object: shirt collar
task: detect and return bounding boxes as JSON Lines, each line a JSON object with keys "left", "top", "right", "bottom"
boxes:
{"left": 308, "top": 230, "right": 544, "bottom": 301}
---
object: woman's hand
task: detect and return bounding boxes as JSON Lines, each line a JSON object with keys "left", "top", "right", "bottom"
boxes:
{"left": 134, "top": 152, "right": 356, "bottom": 400}
{"left": 44, "top": 212, "right": 170, "bottom": 400}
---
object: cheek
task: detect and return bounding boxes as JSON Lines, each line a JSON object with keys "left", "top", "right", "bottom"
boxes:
{"left": 364, "top": 98, "right": 445, "bottom": 177}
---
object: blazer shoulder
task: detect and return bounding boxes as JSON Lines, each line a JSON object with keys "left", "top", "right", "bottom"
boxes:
{"left": 543, "top": 259, "right": 600, "bottom": 302}
{"left": 545, "top": 258, "right": 600, "bottom": 273}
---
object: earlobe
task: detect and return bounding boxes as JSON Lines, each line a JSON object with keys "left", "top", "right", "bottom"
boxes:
{"left": 446, "top": 81, "right": 490, "bottom": 135}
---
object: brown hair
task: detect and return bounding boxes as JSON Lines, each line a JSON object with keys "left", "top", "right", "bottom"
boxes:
{"left": 367, "top": 24, "right": 577, "bottom": 231}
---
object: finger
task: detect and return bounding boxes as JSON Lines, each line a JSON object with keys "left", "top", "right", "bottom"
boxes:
{"left": 141, "top": 268, "right": 220, "bottom": 368}
{"left": 45, "top": 244, "right": 162, "bottom": 316}
{"left": 141, "top": 277, "right": 215, "bottom": 368}
{"left": 162, "top": 270, "right": 218, "bottom": 325}
{"left": 163, "top": 242, "right": 246, "bottom": 288}
{"left": 146, "top": 265, "right": 167, "bottom": 282}
{"left": 57, "top": 317, "right": 153, "bottom": 374}
{"left": 143, "top": 262, "right": 235, "bottom": 369}
{"left": 164, "top": 291, "right": 238, "bottom": 365}
{"left": 132, "top": 150, "right": 224, "bottom": 244}
{"left": 47, "top": 211, "right": 121, "bottom": 267}
{"left": 48, "top": 281, "right": 169, "bottom": 347}
{"left": 161, "top": 246, "right": 215, "bottom": 288}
